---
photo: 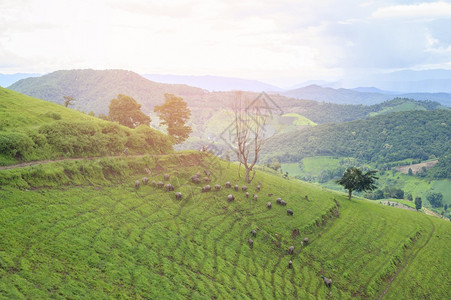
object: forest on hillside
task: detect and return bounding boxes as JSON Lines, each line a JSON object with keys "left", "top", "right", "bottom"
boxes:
{"left": 263, "top": 110, "right": 450, "bottom": 166}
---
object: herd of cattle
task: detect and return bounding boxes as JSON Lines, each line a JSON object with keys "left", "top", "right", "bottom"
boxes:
{"left": 133, "top": 169, "right": 333, "bottom": 289}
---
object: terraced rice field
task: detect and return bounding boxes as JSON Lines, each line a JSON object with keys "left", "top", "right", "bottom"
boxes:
{"left": 0, "top": 154, "right": 449, "bottom": 299}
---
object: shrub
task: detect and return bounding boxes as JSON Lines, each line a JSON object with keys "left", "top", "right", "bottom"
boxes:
{"left": 0, "top": 131, "right": 35, "bottom": 160}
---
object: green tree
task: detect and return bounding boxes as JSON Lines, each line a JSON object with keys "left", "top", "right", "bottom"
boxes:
{"left": 63, "top": 96, "right": 75, "bottom": 108}
{"left": 109, "top": 94, "right": 150, "bottom": 128}
{"left": 415, "top": 197, "right": 422, "bottom": 210}
{"left": 336, "top": 167, "right": 378, "bottom": 200}
{"left": 154, "top": 94, "right": 192, "bottom": 144}
{"left": 271, "top": 158, "right": 281, "bottom": 172}
{"left": 426, "top": 192, "right": 443, "bottom": 208}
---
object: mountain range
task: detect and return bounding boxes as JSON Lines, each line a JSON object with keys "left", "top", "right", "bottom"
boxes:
{"left": 7, "top": 69, "right": 451, "bottom": 109}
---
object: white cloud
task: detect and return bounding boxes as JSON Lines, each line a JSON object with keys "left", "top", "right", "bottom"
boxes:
{"left": 372, "top": 1, "right": 451, "bottom": 19}
{"left": 0, "top": 0, "right": 450, "bottom": 86}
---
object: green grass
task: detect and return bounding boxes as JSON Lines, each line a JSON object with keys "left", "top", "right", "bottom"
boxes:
{"left": 1, "top": 152, "right": 449, "bottom": 299}
{"left": 0, "top": 88, "right": 173, "bottom": 165}
{"left": 281, "top": 156, "right": 344, "bottom": 179}
{"left": 281, "top": 113, "right": 317, "bottom": 126}
{"left": 368, "top": 102, "right": 427, "bottom": 117}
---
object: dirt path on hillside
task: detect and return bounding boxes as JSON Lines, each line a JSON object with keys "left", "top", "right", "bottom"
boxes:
{"left": 0, "top": 154, "right": 149, "bottom": 170}
{"left": 394, "top": 160, "right": 438, "bottom": 174}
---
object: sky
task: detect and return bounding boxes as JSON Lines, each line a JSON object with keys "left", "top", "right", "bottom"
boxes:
{"left": 1, "top": 0, "right": 451, "bottom": 87}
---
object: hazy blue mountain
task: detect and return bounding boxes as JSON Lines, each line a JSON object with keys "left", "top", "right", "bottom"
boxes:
{"left": 0, "top": 73, "right": 41, "bottom": 87}
{"left": 363, "top": 69, "right": 451, "bottom": 93}
{"left": 283, "top": 84, "right": 451, "bottom": 106}
{"left": 142, "top": 74, "right": 283, "bottom": 92}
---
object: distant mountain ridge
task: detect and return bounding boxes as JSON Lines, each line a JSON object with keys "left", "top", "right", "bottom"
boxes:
{"left": 142, "top": 74, "right": 283, "bottom": 92}
{"left": 8, "top": 69, "right": 204, "bottom": 114}
{"left": 0, "top": 73, "right": 41, "bottom": 87}
{"left": 283, "top": 84, "right": 451, "bottom": 106}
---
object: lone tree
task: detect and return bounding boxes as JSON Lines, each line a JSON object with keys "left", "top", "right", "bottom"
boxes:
{"left": 415, "top": 197, "right": 422, "bottom": 210}
{"left": 336, "top": 167, "right": 378, "bottom": 200}
{"left": 63, "top": 96, "right": 75, "bottom": 108}
{"left": 109, "top": 94, "right": 150, "bottom": 128}
{"left": 154, "top": 93, "right": 192, "bottom": 144}
{"left": 231, "top": 92, "right": 268, "bottom": 183}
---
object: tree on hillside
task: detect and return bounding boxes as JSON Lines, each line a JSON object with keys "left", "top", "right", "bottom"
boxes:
{"left": 154, "top": 93, "right": 192, "bottom": 144}
{"left": 415, "top": 197, "right": 422, "bottom": 210}
{"left": 109, "top": 94, "right": 151, "bottom": 128}
{"left": 426, "top": 192, "right": 443, "bottom": 208}
{"left": 63, "top": 96, "right": 75, "bottom": 108}
{"left": 336, "top": 167, "right": 378, "bottom": 200}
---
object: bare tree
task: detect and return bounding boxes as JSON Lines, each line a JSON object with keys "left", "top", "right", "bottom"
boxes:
{"left": 231, "top": 91, "right": 268, "bottom": 183}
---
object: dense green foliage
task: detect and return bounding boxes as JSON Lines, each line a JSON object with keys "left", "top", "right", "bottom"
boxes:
{"left": 108, "top": 94, "right": 151, "bottom": 128}
{"left": 154, "top": 93, "right": 192, "bottom": 143}
{"left": 428, "top": 152, "right": 451, "bottom": 179}
{"left": 0, "top": 153, "right": 450, "bottom": 299}
{"left": 263, "top": 110, "right": 450, "bottom": 164}
{"left": 426, "top": 192, "right": 443, "bottom": 208}
{"left": 284, "top": 98, "right": 445, "bottom": 124}
{"left": 0, "top": 88, "right": 172, "bottom": 165}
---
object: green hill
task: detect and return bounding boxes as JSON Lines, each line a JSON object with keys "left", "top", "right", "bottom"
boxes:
{"left": 263, "top": 110, "right": 451, "bottom": 165}
{"left": 0, "top": 153, "right": 449, "bottom": 299}
{"left": 8, "top": 69, "right": 204, "bottom": 115}
{"left": 0, "top": 87, "right": 173, "bottom": 166}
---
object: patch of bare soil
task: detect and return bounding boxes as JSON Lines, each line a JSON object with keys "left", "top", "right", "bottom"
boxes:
{"left": 394, "top": 160, "right": 438, "bottom": 174}
{"left": 380, "top": 201, "right": 415, "bottom": 211}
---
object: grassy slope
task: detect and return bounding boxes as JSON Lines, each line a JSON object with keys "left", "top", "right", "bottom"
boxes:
{"left": 0, "top": 87, "right": 173, "bottom": 165}
{"left": 0, "top": 153, "right": 449, "bottom": 299}
{"left": 0, "top": 87, "right": 97, "bottom": 131}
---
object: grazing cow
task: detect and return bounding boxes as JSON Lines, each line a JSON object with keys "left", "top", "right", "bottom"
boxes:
{"left": 227, "top": 194, "right": 235, "bottom": 202}
{"left": 242, "top": 185, "right": 248, "bottom": 192}
{"left": 268, "top": 193, "right": 273, "bottom": 197}
{"left": 142, "top": 177, "right": 149, "bottom": 185}
{"left": 287, "top": 246, "right": 295, "bottom": 254}
{"left": 287, "top": 209, "right": 293, "bottom": 216}
{"left": 246, "top": 192, "right": 249, "bottom": 198}
{"left": 151, "top": 180, "right": 156, "bottom": 187}
{"left": 165, "top": 184, "right": 174, "bottom": 191}
{"left": 305, "top": 195, "right": 309, "bottom": 201}
{"left": 304, "top": 237, "right": 309, "bottom": 244}
{"left": 204, "top": 169, "right": 211, "bottom": 176}
{"left": 267, "top": 202, "right": 272, "bottom": 209}
{"left": 225, "top": 182, "right": 231, "bottom": 188}
{"left": 164, "top": 174, "right": 170, "bottom": 181}
{"left": 203, "top": 177, "right": 211, "bottom": 183}
{"left": 276, "top": 198, "right": 282, "bottom": 204}
{"left": 251, "top": 230, "right": 257, "bottom": 237}
{"left": 248, "top": 238, "right": 253, "bottom": 249}
{"left": 253, "top": 194, "right": 258, "bottom": 201}
{"left": 202, "top": 185, "right": 211, "bottom": 192}
{"left": 256, "top": 185, "right": 261, "bottom": 191}
{"left": 175, "top": 192, "right": 182, "bottom": 200}
{"left": 157, "top": 181, "right": 164, "bottom": 188}
{"left": 321, "top": 276, "right": 332, "bottom": 288}
{"left": 192, "top": 177, "right": 201, "bottom": 184}
{"left": 134, "top": 180, "right": 140, "bottom": 189}
{"left": 280, "top": 200, "right": 287, "bottom": 206}
{"left": 215, "top": 184, "right": 221, "bottom": 191}
{"left": 288, "top": 260, "right": 293, "bottom": 269}
{"left": 234, "top": 185, "right": 239, "bottom": 191}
